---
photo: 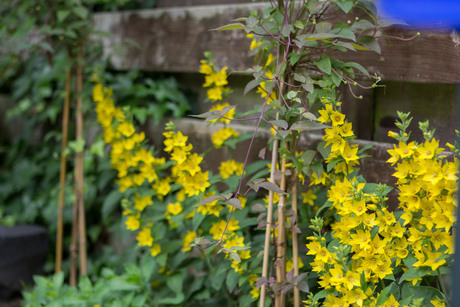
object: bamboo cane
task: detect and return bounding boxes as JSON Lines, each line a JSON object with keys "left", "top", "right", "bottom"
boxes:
{"left": 55, "top": 68, "right": 72, "bottom": 274}
{"left": 70, "top": 184, "right": 78, "bottom": 285}
{"left": 75, "top": 45, "right": 87, "bottom": 276}
{"left": 291, "top": 180, "right": 300, "bottom": 307}
{"left": 275, "top": 157, "right": 287, "bottom": 307}
{"left": 259, "top": 137, "right": 280, "bottom": 307}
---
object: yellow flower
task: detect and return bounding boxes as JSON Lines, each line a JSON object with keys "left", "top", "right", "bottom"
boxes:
{"left": 182, "top": 230, "right": 197, "bottom": 252}
{"left": 166, "top": 202, "right": 183, "bottom": 216}
{"left": 163, "top": 130, "right": 188, "bottom": 152}
{"left": 199, "top": 60, "right": 213, "bottom": 75}
{"left": 209, "top": 218, "right": 240, "bottom": 240}
{"left": 117, "top": 121, "right": 135, "bottom": 137}
{"left": 381, "top": 294, "right": 399, "bottom": 307}
{"left": 219, "top": 159, "right": 244, "bottom": 179}
{"left": 207, "top": 87, "right": 225, "bottom": 101}
{"left": 330, "top": 110, "right": 345, "bottom": 126}
{"left": 133, "top": 194, "right": 153, "bottom": 211}
{"left": 136, "top": 227, "right": 153, "bottom": 247}
{"left": 125, "top": 214, "right": 140, "bottom": 231}
{"left": 286, "top": 257, "right": 304, "bottom": 272}
{"left": 149, "top": 243, "right": 161, "bottom": 257}
{"left": 152, "top": 177, "right": 171, "bottom": 200}
{"left": 212, "top": 67, "right": 229, "bottom": 86}
{"left": 211, "top": 127, "right": 239, "bottom": 148}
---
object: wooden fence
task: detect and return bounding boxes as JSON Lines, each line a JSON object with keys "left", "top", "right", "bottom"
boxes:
{"left": 93, "top": 0, "right": 460, "bottom": 191}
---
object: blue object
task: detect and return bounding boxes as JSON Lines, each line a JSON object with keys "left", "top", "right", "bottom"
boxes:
{"left": 379, "top": 0, "right": 460, "bottom": 29}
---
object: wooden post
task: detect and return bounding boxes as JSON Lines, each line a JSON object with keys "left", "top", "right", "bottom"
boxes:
{"left": 55, "top": 68, "right": 72, "bottom": 274}
{"left": 75, "top": 45, "right": 87, "bottom": 276}
{"left": 291, "top": 181, "right": 300, "bottom": 307}
{"left": 275, "top": 157, "right": 287, "bottom": 307}
{"left": 259, "top": 137, "right": 280, "bottom": 307}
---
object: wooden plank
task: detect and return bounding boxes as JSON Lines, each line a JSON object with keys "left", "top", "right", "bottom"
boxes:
{"left": 156, "top": 0, "right": 256, "bottom": 8}
{"left": 93, "top": 4, "right": 460, "bottom": 83}
{"left": 92, "top": 3, "right": 259, "bottom": 72}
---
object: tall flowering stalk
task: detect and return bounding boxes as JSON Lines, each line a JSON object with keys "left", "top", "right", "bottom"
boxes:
{"left": 304, "top": 106, "right": 457, "bottom": 306}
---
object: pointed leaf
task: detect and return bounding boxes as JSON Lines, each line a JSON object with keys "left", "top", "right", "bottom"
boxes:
{"left": 198, "top": 195, "right": 223, "bottom": 206}
{"left": 244, "top": 78, "right": 263, "bottom": 95}
{"left": 212, "top": 23, "right": 245, "bottom": 31}
{"left": 315, "top": 55, "right": 331, "bottom": 74}
{"left": 259, "top": 181, "right": 286, "bottom": 195}
{"left": 270, "top": 119, "right": 289, "bottom": 130}
{"left": 226, "top": 198, "right": 242, "bottom": 209}
{"left": 291, "top": 121, "right": 328, "bottom": 131}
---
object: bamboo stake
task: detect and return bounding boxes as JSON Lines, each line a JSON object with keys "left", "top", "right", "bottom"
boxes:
{"left": 75, "top": 45, "right": 87, "bottom": 276}
{"left": 291, "top": 180, "right": 300, "bottom": 307}
{"left": 275, "top": 157, "right": 287, "bottom": 307}
{"left": 259, "top": 137, "right": 280, "bottom": 307}
{"left": 70, "top": 179, "right": 78, "bottom": 285}
{"left": 55, "top": 68, "right": 72, "bottom": 274}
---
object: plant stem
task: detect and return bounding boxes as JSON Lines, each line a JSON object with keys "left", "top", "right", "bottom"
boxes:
{"left": 75, "top": 44, "right": 87, "bottom": 276}
{"left": 259, "top": 135, "right": 280, "bottom": 307}
{"left": 55, "top": 68, "right": 71, "bottom": 274}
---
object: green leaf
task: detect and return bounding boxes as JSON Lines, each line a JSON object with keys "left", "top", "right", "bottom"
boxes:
{"left": 306, "top": 33, "right": 339, "bottom": 42}
{"left": 350, "top": 43, "right": 370, "bottom": 51}
{"left": 291, "top": 121, "right": 328, "bottom": 131}
{"left": 315, "top": 55, "right": 332, "bottom": 75}
{"left": 315, "top": 201, "right": 332, "bottom": 218}
{"left": 270, "top": 119, "right": 289, "bottom": 130}
{"left": 73, "top": 6, "right": 88, "bottom": 20}
{"left": 102, "top": 191, "right": 122, "bottom": 220}
{"left": 57, "top": 10, "right": 70, "bottom": 22}
{"left": 376, "top": 282, "right": 399, "bottom": 306}
{"left": 190, "top": 110, "right": 221, "bottom": 122}
{"left": 290, "top": 53, "right": 302, "bottom": 66}
{"left": 408, "top": 285, "right": 443, "bottom": 304}
{"left": 244, "top": 78, "right": 263, "bottom": 95}
{"left": 359, "top": 35, "right": 381, "bottom": 54}
{"left": 226, "top": 270, "right": 239, "bottom": 292}
{"left": 229, "top": 251, "right": 241, "bottom": 263}
{"left": 108, "top": 278, "right": 140, "bottom": 291}
{"left": 258, "top": 181, "right": 286, "bottom": 195}
{"left": 212, "top": 23, "right": 244, "bottom": 31}
{"left": 336, "top": 0, "right": 354, "bottom": 13}
{"left": 294, "top": 20, "right": 305, "bottom": 30}
{"left": 312, "top": 288, "right": 335, "bottom": 303}
{"left": 68, "top": 138, "right": 85, "bottom": 153}
{"left": 226, "top": 198, "right": 242, "bottom": 209}
{"left": 346, "top": 62, "right": 370, "bottom": 76}
{"left": 300, "top": 150, "right": 316, "bottom": 165}
{"left": 197, "top": 195, "right": 223, "bottom": 206}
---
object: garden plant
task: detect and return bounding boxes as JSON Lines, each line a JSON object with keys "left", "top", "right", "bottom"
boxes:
{"left": 8, "top": 0, "right": 457, "bottom": 306}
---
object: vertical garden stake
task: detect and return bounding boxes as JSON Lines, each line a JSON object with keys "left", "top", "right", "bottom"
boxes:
{"left": 291, "top": 179, "right": 300, "bottom": 307}
{"left": 275, "top": 156, "right": 287, "bottom": 307}
{"left": 75, "top": 45, "right": 87, "bottom": 276}
{"left": 55, "top": 68, "right": 72, "bottom": 274}
{"left": 259, "top": 137, "right": 280, "bottom": 307}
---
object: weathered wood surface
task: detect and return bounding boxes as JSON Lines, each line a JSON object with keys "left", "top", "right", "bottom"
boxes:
{"left": 92, "top": 3, "right": 460, "bottom": 83}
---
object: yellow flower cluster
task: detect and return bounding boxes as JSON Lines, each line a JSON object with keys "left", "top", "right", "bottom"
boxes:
{"left": 163, "top": 129, "right": 210, "bottom": 198}
{"left": 200, "top": 59, "right": 230, "bottom": 102}
{"left": 94, "top": 83, "right": 164, "bottom": 255}
{"left": 318, "top": 99, "right": 359, "bottom": 177}
{"left": 388, "top": 138, "right": 457, "bottom": 269}
{"left": 219, "top": 159, "right": 244, "bottom": 179}
{"left": 305, "top": 105, "right": 457, "bottom": 306}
